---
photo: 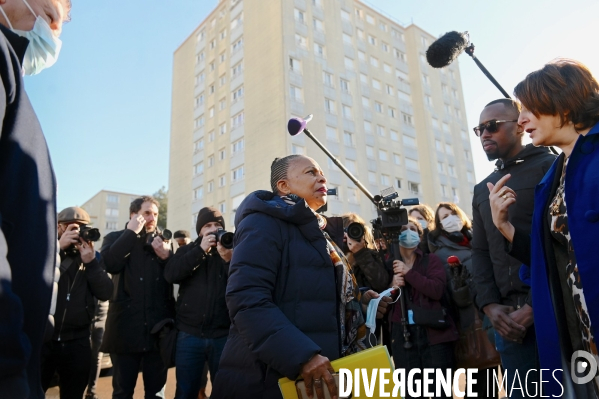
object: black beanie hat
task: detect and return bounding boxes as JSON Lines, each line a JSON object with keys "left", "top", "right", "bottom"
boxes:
{"left": 196, "top": 207, "right": 225, "bottom": 234}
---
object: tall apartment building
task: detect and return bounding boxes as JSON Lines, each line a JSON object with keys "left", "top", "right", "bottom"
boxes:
{"left": 81, "top": 190, "right": 141, "bottom": 241}
{"left": 168, "top": 0, "right": 475, "bottom": 234}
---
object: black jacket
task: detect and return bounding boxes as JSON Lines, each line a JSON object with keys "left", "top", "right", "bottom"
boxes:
{"left": 164, "top": 242, "right": 230, "bottom": 339}
{"left": 52, "top": 252, "right": 112, "bottom": 342}
{"left": 100, "top": 229, "right": 176, "bottom": 354}
{"left": 350, "top": 248, "right": 391, "bottom": 293}
{"left": 0, "top": 26, "right": 57, "bottom": 399}
{"left": 471, "top": 144, "right": 556, "bottom": 311}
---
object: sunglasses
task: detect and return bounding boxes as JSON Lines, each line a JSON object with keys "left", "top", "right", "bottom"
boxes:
{"left": 472, "top": 119, "right": 518, "bottom": 137}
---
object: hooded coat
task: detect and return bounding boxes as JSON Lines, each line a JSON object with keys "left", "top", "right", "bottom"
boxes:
{"left": 211, "top": 191, "right": 340, "bottom": 399}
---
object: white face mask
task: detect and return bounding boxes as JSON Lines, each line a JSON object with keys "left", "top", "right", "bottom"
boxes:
{"left": 441, "top": 214, "right": 464, "bottom": 233}
{"left": 0, "top": 0, "right": 62, "bottom": 75}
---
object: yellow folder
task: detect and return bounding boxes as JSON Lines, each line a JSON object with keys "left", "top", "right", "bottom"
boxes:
{"left": 278, "top": 345, "right": 396, "bottom": 399}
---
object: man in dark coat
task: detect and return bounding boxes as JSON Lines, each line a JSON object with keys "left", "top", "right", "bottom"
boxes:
{"left": 471, "top": 99, "right": 556, "bottom": 398}
{"left": 164, "top": 207, "right": 232, "bottom": 399}
{"left": 40, "top": 207, "right": 113, "bottom": 398}
{"left": 0, "top": 1, "right": 71, "bottom": 398}
{"left": 100, "top": 196, "right": 175, "bottom": 399}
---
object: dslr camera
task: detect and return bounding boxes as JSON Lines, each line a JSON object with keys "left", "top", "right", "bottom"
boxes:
{"left": 64, "top": 225, "right": 101, "bottom": 257}
{"left": 209, "top": 229, "right": 234, "bottom": 250}
{"left": 144, "top": 228, "right": 173, "bottom": 254}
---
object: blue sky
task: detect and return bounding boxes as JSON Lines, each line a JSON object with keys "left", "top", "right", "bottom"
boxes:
{"left": 25, "top": 0, "right": 599, "bottom": 211}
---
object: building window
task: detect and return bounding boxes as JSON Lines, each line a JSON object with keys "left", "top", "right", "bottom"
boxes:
{"left": 370, "top": 57, "right": 379, "bottom": 68}
{"left": 464, "top": 149, "right": 471, "bottom": 160}
{"left": 374, "top": 102, "right": 383, "bottom": 113}
{"left": 220, "top": 52, "right": 226, "bottom": 63}
{"left": 323, "top": 71, "right": 334, "bottom": 87}
{"left": 448, "top": 165, "right": 456, "bottom": 177}
{"left": 107, "top": 195, "right": 118, "bottom": 203}
{"left": 105, "top": 222, "right": 118, "bottom": 231}
{"left": 368, "top": 35, "right": 376, "bottom": 46}
{"left": 326, "top": 126, "right": 338, "bottom": 141}
{"left": 232, "top": 62, "right": 243, "bottom": 77}
{"left": 380, "top": 174, "right": 390, "bottom": 186}
{"left": 445, "top": 144, "right": 454, "bottom": 155}
{"left": 232, "top": 138, "right": 244, "bottom": 153}
{"left": 193, "top": 186, "right": 204, "bottom": 200}
{"left": 194, "top": 162, "right": 204, "bottom": 175}
{"left": 408, "top": 181, "right": 419, "bottom": 195}
{"left": 366, "top": 146, "right": 374, "bottom": 158}
{"left": 344, "top": 56, "right": 353, "bottom": 69}
{"left": 194, "top": 139, "right": 204, "bottom": 152}
{"left": 372, "top": 79, "right": 381, "bottom": 90}
{"left": 437, "top": 161, "right": 445, "bottom": 174}
{"left": 467, "top": 171, "right": 474, "bottom": 183}
{"left": 209, "top": 107, "right": 214, "bottom": 118}
{"left": 386, "top": 84, "right": 394, "bottom": 96}
{"left": 390, "top": 130, "right": 399, "bottom": 141}
{"left": 232, "top": 86, "right": 244, "bottom": 102}
{"left": 232, "top": 37, "right": 243, "bottom": 52}
{"left": 232, "top": 165, "right": 244, "bottom": 181}
{"left": 343, "top": 33, "right": 352, "bottom": 45}
{"left": 402, "top": 113, "right": 413, "bottom": 126}
{"left": 219, "top": 175, "right": 226, "bottom": 187}
{"left": 393, "top": 153, "right": 401, "bottom": 165}
{"left": 294, "top": 9, "right": 305, "bottom": 24}
{"left": 314, "top": 43, "right": 326, "bottom": 58}
{"left": 208, "top": 180, "right": 214, "bottom": 193}
{"left": 208, "top": 155, "right": 214, "bottom": 167}
{"left": 219, "top": 98, "right": 226, "bottom": 110}
{"left": 232, "top": 112, "right": 244, "bottom": 128}
{"left": 357, "top": 28, "right": 365, "bottom": 40}
{"left": 435, "top": 139, "right": 443, "bottom": 151}
{"left": 325, "top": 98, "right": 336, "bottom": 114}
{"left": 296, "top": 33, "right": 307, "bottom": 48}
{"left": 388, "top": 107, "right": 397, "bottom": 118}
{"left": 340, "top": 9, "right": 350, "bottom": 21}
{"left": 340, "top": 79, "right": 350, "bottom": 93}
{"left": 361, "top": 96, "right": 370, "bottom": 108}
{"left": 208, "top": 131, "right": 215, "bottom": 142}
{"left": 425, "top": 95, "right": 433, "bottom": 107}
{"left": 422, "top": 74, "right": 430, "bottom": 85}
{"left": 313, "top": 18, "right": 324, "bottom": 32}
{"left": 442, "top": 122, "right": 450, "bottom": 132}
{"left": 220, "top": 124, "right": 227, "bottom": 135}
{"left": 345, "top": 159, "right": 357, "bottom": 175}
{"left": 219, "top": 148, "right": 226, "bottom": 160}
{"left": 289, "top": 57, "right": 302, "bottom": 73}
{"left": 368, "top": 171, "right": 376, "bottom": 184}
{"left": 105, "top": 208, "right": 119, "bottom": 217}
{"left": 219, "top": 202, "right": 226, "bottom": 213}
{"left": 441, "top": 184, "right": 448, "bottom": 197}
{"left": 342, "top": 105, "right": 352, "bottom": 120}
{"left": 376, "top": 125, "right": 385, "bottom": 137}
{"left": 364, "top": 120, "right": 372, "bottom": 134}
{"left": 384, "top": 63, "right": 392, "bottom": 74}
{"left": 290, "top": 86, "right": 303, "bottom": 102}
{"left": 403, "top": 136, "right": 417, "bottom": 147}
{"left": 379, "top": 150, "right": 388, "bottom": 161}
{"left": 405, "top": 158, "right": 419, "bottom": 170}
{"left": 343, "top": 131, "right": 354, "bottom": 147}
{"left": 360, "top": 73, "right": 368, "bottom": 84}
{"left": 396, "top": 179, "right": 402, "bottom": 189}
{"left": 292, "top": 144, "right": 305, "bottom": 155}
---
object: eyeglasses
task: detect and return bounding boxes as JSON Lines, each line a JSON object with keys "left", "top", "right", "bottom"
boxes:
{"left": 472, "top": 120, "right": 518, "bottom": 136}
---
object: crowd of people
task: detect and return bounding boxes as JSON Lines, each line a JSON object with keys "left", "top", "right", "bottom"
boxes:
{"left": 1, "top": 1, "right": 599, "bottom": 398}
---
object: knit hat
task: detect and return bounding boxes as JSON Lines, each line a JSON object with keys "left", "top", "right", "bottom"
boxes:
{"left": 173, "top": 230, "right": 191, "bottom": 239}
{"left": 196, "top": 207, "right": 225, "bottom": 234}
{"left": 57, "top": 206, "right": 90, "bottom": 224}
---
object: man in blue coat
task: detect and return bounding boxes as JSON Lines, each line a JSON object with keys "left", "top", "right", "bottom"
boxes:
{"left": 0, "top": 1, "right": 71, "bottom": 398}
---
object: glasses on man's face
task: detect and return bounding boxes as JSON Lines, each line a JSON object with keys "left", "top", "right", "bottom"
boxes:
{"left": 472, "top": 119, "right": 518, "bottom": 137}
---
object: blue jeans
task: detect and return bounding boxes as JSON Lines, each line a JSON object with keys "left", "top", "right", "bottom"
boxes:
{"left": 494, "top": 327, "right": 539, "bottom": 399}
{"left": 174, "top": 331, "right": 227, "bottom": 399}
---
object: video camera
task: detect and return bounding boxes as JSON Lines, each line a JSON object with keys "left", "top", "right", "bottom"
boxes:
{"left": 371, "top": 187, "right": 419, "bottom": 237}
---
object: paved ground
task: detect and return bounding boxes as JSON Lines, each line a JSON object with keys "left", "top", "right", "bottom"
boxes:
{"left": 45, "top": 368, "right": 212, "bottom": 399}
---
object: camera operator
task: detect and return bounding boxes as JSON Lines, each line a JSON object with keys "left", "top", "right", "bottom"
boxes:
{"left": 40, "top": 207, "right": 112, "bottom": 398}
{"left": 164, "top": 207, "right": 232, "bottom": 399}
{"left": 173, "top": 230, "right": 191, "bottom": 248}
{"left": 100, "top": 196, "right": 176, "bottom": 399}
{"left": 341, "top": 213, "right": 391, "bottom": 293}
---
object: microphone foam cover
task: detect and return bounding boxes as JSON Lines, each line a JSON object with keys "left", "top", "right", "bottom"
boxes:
{"left": 287, "top": 117, "right": 307, "bottom": 136}
{"left": 426, "top": 31, "right": 469, "bottom": 68}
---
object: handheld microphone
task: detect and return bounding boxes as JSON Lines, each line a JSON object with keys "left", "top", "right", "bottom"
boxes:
{"left": 426, "top": 31, "right": 511, "bottom": 99}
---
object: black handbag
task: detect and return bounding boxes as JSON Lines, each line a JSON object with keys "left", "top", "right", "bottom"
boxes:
{"left": 407, "top": 254, "right": 450, "bottom": 330}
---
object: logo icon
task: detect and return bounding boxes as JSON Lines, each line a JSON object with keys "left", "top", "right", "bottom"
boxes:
{"left": 571, "top": 350, "right": 598, "bottom": 385}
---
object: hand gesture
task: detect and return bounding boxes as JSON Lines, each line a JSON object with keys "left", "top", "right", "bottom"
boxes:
{"left": 151, "top": 236, "right": 171, "bottom": 260}
{"left": 200, "top": 233, "right": 217, "bottom": 253}
{"left": 362, "top": 290, "right": 393, "bottom": 318}
{"left": 300, "top": 354, "right": 337, "bottom": 399}
{"left": 487, "top": 174, "right": 517, "bottom": 241}
{"left": 344, "top": 233, "right": 365, "bottom": 254}
{"left": 75, "top": 239, "right": 95, "bottom": 264}
{"left": 483, "top": 303, "right": 526, "bottom": 341}
{"left": 392, "top": 260, "right": 410, "bottom": 276}
{"left": 59, "top": 224, "right": 80, "bottom": 250}
{"left": 127, "top": 213, "right": 146, "bottom": 234}
{"left": 216, "top": 242, "right": 233, "bottom": 262}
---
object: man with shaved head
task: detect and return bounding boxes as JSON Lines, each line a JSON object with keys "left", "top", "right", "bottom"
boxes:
{"left": 471, "top": 99, "right": 556, "bottom": 398}
{"left": 0, "top": 1, "right": 71, "bottom": 398}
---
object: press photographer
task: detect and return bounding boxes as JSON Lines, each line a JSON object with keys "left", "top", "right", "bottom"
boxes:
{"left": 164, "top": 207, "right": 232, "bottom": 399}
{"left": 342, "top": 213, "right": 391, "bottom": 293}
{"left": 100, "top": 196, "right": 176, "bottom": 397}
{"left": 40, "top": 207, "right": 113, "bottom": 398}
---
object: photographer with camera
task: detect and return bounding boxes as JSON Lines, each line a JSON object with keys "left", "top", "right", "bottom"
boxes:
{"left": 164, "top": 207, "right": 232, "bottom": 399}
{"left": 100, "top": 196, "right": 176, "bottom": 399}
{"left": 342, "top": 213, "right": 390, "bottom": 293}
{"left": 40, "top": 207, "right": 112, "bottom": 398}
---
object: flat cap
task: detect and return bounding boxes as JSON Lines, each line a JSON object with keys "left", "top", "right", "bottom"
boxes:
{"left": 57, "top": 207, "right": 90, "bottom": 224}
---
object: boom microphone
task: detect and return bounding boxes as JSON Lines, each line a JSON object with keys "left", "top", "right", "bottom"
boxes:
{"left": 426, "top": 30, "right": 510, "bottom": 99}
{"left": 426, "top": 31, "right": 469, "bottom": 68}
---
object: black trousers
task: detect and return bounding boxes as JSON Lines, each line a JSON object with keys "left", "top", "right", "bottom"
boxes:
{"left": 40, "top": 337, "right": 92, "bottom": 399}
{"left": 111, "top": 351, "right": 167, "bottom": 399}
{"left": 392, "top": 323, "right": 455, "bottom": 399}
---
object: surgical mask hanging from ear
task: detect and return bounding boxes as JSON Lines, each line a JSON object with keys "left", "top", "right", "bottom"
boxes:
{"left": 0, "top": 0, "right": 62, "bottom": 75}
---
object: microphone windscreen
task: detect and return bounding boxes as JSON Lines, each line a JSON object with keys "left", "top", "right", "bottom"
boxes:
{"left": 287, "top": 117, "right": 307, "bottom": 136}
{"left": 426, "top": 31, "right": 469, "bottom": 68}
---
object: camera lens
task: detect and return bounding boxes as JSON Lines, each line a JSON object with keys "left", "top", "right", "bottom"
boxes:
{"left": 162, "top": 229, "right": 173, "bottom": 240}
{"left": 346, "top": 222, "right": 365, "bottom": 241}
{"left": 217, "top": 230, "right": 234, "bottom": 249}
